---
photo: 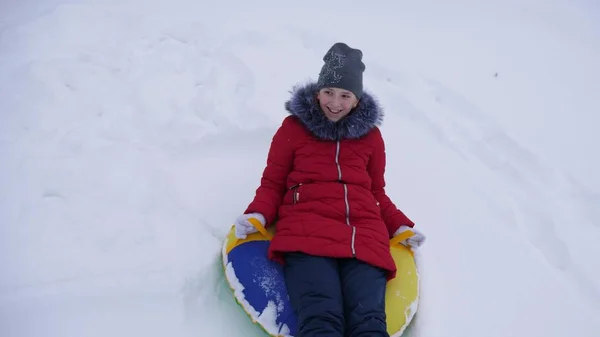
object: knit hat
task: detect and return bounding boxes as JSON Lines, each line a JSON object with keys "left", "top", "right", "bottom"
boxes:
{"left": 317, "top": 42, "right": 366, "bottom": 99}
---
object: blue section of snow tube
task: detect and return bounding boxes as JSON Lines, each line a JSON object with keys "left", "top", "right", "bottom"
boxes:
{"left": 228, "top": 240, "right": 297, "bottom": 335}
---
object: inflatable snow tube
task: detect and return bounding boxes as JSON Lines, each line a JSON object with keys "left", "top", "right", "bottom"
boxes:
{"left": 221, "top": 218, "right": 420, "bottom": 337}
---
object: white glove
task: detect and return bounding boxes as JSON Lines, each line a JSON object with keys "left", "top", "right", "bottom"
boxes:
{"left": 234, "top": 213, "right": 266, "bottom": 239}
{"left": 393, "top": 225, "right": 426, "bottom": 249}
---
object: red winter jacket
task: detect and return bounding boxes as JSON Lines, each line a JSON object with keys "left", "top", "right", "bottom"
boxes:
{"left": 244, "top": 82, "right": 414, "bottom": 280}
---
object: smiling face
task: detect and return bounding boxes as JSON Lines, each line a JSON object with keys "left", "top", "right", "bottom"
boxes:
{"left": 317, "top": 87, "right": 359, "bottom": 122}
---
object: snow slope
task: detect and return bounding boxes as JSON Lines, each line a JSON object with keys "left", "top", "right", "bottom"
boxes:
{"left": 1, "top": 0, "right": 599, "bottom": 336}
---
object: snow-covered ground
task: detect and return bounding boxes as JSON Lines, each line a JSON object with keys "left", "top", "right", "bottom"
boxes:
{"left": 1, "top": 0, "right": 599, "bottom": 336}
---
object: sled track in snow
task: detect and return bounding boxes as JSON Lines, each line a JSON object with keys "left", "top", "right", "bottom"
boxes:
{"left": 374, "top": 66, "right": 600, "bottom": 312}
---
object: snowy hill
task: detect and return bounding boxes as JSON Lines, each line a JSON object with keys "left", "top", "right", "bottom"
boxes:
{"left": 1, "top": 0, "right": 599, "bottom": 336}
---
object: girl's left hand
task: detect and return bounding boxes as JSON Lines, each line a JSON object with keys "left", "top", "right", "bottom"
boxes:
{"left": 393, "top": 225, "right": 426, "bottom": 249}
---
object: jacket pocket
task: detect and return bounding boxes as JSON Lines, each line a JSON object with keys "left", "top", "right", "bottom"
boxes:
{"left": 290, "top": 183, "right": 303, "bottom": 205}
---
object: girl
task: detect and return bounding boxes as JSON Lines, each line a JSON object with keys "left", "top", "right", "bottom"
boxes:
{"left": 234, "top": 42, "right": 426, "bottom": 337}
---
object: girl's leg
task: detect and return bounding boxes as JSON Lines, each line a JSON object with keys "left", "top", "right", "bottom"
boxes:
{"left": 284, "top": 252, "right": 344, "bottom": 337}
{"left": 339, "top": 258, "right": 389, "bottom": 337}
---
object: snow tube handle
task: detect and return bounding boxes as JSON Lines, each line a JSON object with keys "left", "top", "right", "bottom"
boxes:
{"left": 248, "top": 217, "right": 273, "bottom": 240}
{"left": 389, "top": 229, "right": 415, "bottom": 247}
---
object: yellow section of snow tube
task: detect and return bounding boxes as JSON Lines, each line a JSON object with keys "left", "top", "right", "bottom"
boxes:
{"left": 386, "top": 230, "right": 420, "bottom": 337}
{"left": 223, "top": 218, "right": 420, "bottom": 336}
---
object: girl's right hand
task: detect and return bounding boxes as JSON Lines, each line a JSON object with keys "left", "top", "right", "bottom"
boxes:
{"left": 234, "top": 213, "right": 266, "bottom": 239}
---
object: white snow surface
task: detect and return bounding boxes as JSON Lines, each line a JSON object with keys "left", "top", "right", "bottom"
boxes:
{"left": 1, "top": 0, "right": 600, "bottom": 336}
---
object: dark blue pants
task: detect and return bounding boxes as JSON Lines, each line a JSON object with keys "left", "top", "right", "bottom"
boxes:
{"left": 283, "top": 252, "right": 389, "bottom": 337}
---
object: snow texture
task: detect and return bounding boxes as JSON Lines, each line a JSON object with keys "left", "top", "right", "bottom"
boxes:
{"left": 1, "top": 0, "right": 600, "bottom": 336}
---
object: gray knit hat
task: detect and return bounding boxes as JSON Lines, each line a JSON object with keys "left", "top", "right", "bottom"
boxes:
{"left": 317, "top": 42, "right": 366, "bottom": 99}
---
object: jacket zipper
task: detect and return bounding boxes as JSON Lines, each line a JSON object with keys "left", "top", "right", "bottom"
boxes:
{"left": 336, "top": 141, "right": 356, "bottom": 257}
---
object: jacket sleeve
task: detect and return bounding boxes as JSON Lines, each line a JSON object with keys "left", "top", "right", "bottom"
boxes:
{"left": 367, "top": 128, "right": 415, "bottom": 237}
{"left": 244, "top": 117, "right": 295, "bottom": 226}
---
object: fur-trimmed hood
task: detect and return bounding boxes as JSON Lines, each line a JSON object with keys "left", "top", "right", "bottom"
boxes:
{"left": 284, "top": 82, "right": 383, "bottom": 140}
